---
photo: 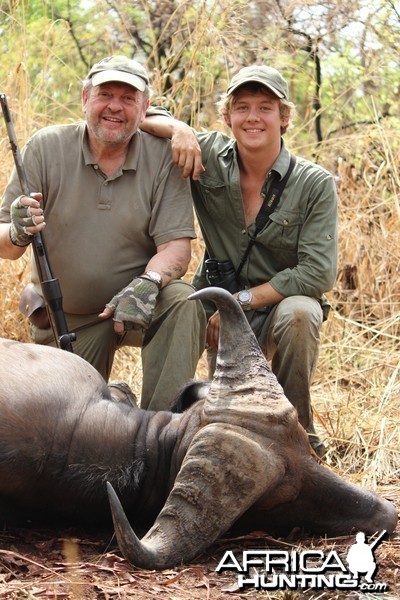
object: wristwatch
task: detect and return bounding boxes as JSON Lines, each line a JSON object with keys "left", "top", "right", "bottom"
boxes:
{"left": 141, "top": 270, "right": 163, "bottom": 289}
{"left": 237, "top": 289, "right": 253, "bottom": 311}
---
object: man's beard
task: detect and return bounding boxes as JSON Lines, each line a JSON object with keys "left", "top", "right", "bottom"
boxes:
{"left": 89, "top": 121, "right": 132, "bottom": 145}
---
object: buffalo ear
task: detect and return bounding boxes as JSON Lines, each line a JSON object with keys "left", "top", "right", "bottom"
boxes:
{"left": 169, "top": 381, "right": 210, "bottom": 413}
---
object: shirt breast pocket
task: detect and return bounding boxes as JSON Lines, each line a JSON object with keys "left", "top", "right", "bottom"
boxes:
{"left": 262, "top": 210, "right": 304, "bottom": 250}
{"left": 198, "top": 175, "right": 228, "bottom": 221}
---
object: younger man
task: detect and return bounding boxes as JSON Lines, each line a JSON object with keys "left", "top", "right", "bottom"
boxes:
{"left": 143, "top": 65, "right": 338, "bottom": 455}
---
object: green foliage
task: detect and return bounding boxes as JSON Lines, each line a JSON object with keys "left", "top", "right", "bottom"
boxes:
{"left": 0, "top": 0, "right": 398, "bottom": 488}
{"left": 1, "top": 0, "right": 399, "bottom": 139}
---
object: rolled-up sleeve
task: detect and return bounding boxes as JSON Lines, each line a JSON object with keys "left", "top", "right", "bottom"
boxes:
{"left": 269, "top": 168, "right": 338, "bottom": 298}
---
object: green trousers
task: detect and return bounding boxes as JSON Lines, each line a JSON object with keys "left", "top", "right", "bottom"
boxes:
{"left": 32, "top": 280, "right": 206, "bottom": 412}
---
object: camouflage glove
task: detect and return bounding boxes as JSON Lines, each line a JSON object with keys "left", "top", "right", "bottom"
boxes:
{"left": 9, "top": 196, "right": 35, "bottom": 247}
{"left": 106, "top": 277, "right": 160, "bottom": 330}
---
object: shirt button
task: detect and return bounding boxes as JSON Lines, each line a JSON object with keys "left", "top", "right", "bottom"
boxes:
{"left": 241, "top": 229, "right": 246, "bottom": 234}
{"left": 283, "top": 219, "right": 289, "bottom": 225}
{"left": 94, "top": 164, "right": 99, "bottom": 170}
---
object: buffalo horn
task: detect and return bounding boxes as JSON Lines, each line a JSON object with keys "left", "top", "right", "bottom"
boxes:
{"left": 106, "top": 289, "right": 290, "bottom": 570}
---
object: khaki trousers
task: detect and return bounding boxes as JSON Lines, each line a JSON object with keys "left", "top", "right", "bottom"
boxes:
{"left": 207, "top": 296, "right": 323, "bottom": 433}
{"left": 32, "top": 280, "right": 206, "bottom": 412}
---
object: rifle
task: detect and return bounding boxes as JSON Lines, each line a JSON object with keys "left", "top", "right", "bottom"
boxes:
{"left": 0, "top": 93, "right": 76, "bottom": 352}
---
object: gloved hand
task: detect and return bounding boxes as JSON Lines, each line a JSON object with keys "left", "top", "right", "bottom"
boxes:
{"left": 9, "top": 195, "right": 44, "bottom": 247}
{"left": 106, "top": 277, "right": 160, "bottom": 330}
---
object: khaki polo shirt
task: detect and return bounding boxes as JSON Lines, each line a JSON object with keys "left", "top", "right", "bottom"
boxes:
{"left": 0, "top": 122, "right": 195, "bottom": 313}
{"left": 191, "top": 132, "right": 338, "bottom": 301}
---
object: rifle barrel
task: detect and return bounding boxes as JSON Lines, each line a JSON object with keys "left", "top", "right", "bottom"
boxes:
{"left": 370, "top": 529, "right": 387, "bottom": 550}
{"left": 0, "top": 93, "right": 75, "bottom": 352}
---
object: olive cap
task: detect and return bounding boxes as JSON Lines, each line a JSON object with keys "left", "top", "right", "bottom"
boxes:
{"left": 227, "top": 65, "right": 289, "bottom": 99}
{"left": 87, "top": 56, "right": 149, "bottom": 91}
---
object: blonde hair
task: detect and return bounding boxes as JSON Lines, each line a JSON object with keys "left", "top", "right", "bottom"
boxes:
{"left": 217, "top": 83, "right": 296, "bottom": 134}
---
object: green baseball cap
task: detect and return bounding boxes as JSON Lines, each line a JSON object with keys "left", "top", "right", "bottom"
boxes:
{"left": 87, "top": 56, "right": 149, "bottom": 91}
{"left": 226, "top": 65, "right": 289, "bottom": 99}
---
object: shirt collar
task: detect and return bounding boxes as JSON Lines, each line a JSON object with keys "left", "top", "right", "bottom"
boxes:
{"left": 218, "top": 137, "right": 291, "bottom": 180}
{"left": 217, "top": 136, "right": 237, "bottom": 159}
{"left": 270, "top": 140, "right": 291, "bottom": 180}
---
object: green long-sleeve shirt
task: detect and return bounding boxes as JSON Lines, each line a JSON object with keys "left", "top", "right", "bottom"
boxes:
{"left": 191, "top": 132, "right": 338, "bottom": 305}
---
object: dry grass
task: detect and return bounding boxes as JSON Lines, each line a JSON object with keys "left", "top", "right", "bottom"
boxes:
{"left": 1, "top": 110, "right": 398, "bottom": 486}
{"left": 0, "top": 201, "right": 398, "bottom": 585}
{"left": 0, "top": 515, "right": 399, "bottom": 598}
{"left": 0, "top": 6, "right": 399, "bottom": 595}
{"left": 310, "top": 120, "right": 400, "bottom": 488}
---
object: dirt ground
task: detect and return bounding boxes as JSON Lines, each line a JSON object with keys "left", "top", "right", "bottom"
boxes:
{"left": 0, "top": 485, "right": 398, "bottom": 599}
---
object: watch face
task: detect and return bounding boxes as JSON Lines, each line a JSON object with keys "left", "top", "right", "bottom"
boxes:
{"left": 237, "top": 290, "right": 252, "bottom": 305}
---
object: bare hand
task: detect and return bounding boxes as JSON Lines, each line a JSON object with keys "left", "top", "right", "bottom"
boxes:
{"left": 171, "top": 125, "right": 205, "bottom": 180}
{"left": 98, "top": 305, "right": 124, "bottom": 333}
{"left": 206, "top": 311, "right": 220, "bottom": 349}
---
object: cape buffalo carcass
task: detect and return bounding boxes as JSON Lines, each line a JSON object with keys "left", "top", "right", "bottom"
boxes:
{"left": 0, "top": 288, "right": 397, "bottom": 570}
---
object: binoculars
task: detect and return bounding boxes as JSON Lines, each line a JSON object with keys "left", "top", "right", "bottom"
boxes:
{"left": 205, "top": 258, "right": 239, "bottom": 294}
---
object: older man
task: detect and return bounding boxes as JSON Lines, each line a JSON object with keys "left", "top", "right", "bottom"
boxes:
{"left": 0, "top": 56, "right": 206, "bottom": 411}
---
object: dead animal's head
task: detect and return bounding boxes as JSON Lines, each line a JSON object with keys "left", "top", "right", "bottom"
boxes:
{"left": 107, "top": 288, "right": 398, "bottom": 570}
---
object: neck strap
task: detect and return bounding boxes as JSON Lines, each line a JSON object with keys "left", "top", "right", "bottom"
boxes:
{"left": 236, "top": 153, "right": 296, "bottom": 280}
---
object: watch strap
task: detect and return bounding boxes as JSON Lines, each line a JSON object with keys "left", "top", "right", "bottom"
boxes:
{"left": 140, "top": 271, "right": 163, "bottom": 289}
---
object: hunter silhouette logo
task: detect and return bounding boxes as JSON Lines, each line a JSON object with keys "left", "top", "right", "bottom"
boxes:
{"left": 216, "top": 530, "right": 389, "bottom": 592}
{"left": 346, "top": 530, "right": 386, "bottom": 585}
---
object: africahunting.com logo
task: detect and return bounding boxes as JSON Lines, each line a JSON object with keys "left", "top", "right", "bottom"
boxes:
{"left": 216, "top": 530, "right": 389, "bottom": 592}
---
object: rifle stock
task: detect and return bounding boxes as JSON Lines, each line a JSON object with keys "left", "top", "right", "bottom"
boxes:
{"left": 0, "top": 93, "right": 76, "bottom": 352}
